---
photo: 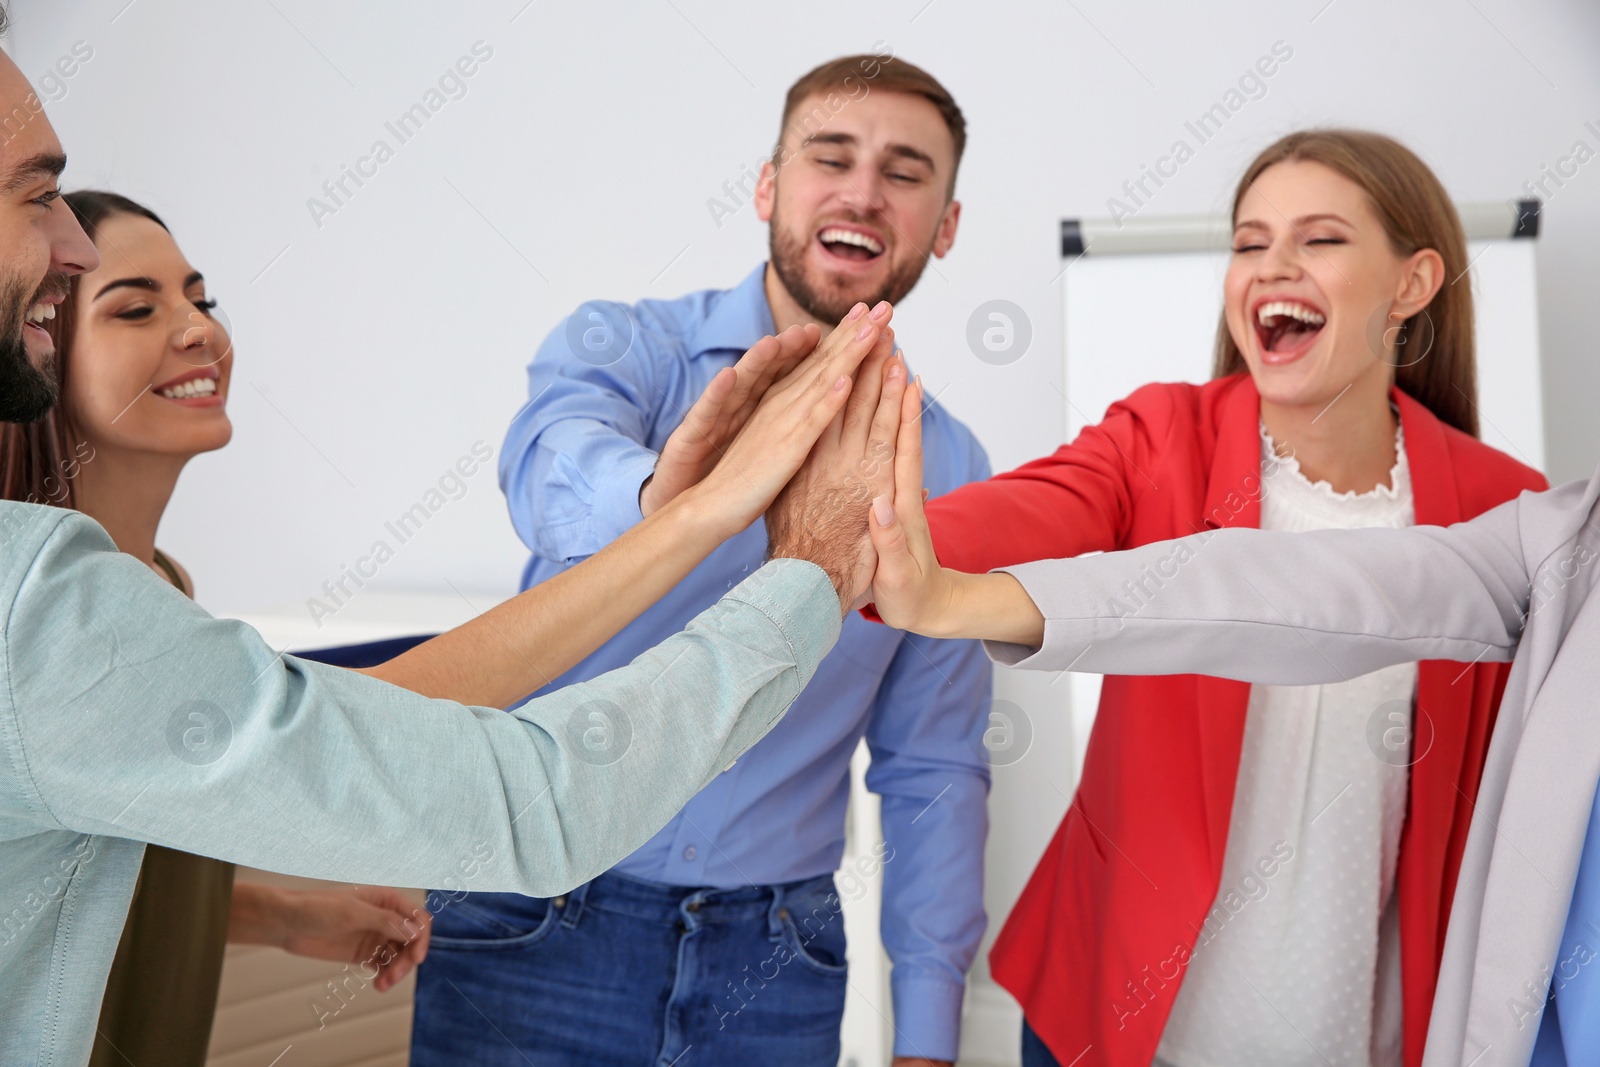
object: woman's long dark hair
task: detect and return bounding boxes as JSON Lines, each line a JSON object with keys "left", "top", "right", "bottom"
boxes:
{"left": 0, "top": 191, "right": 170, "bottom": 507}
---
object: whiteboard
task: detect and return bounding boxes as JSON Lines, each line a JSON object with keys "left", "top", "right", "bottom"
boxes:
{"left": 1058, "top": 235, "right": 1545, "bottom": 774}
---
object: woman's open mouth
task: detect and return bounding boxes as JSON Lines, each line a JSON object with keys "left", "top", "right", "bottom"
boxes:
{"left": 151, "top": 368, "right": 223, "bottom": 406}
{"left": 817, "top": 225, "right": 886, "bottom": 266}
{"left": 1253, "top": 298, "right": 1326, "bottom": 364}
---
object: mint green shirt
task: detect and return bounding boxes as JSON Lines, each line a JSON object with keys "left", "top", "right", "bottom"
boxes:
{"left": 0, "top": 503, "right": 841, "bottom": 1066}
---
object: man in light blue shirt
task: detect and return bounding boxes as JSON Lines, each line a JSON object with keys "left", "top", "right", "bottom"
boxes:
{"left": 0, "top": 30, "right": 913, "bottom": 1062}
{"left": 415, "top": 54, "right": 991, "bottom": 1067}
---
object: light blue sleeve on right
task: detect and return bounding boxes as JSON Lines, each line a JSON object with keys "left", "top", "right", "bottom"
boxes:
{"left": 1535, "top": 780, "right": 1600, "bottom": 1064}
{"left": 1, "top": 509, "right": 841, "bottom": 898}
{"left": 499, "top": 308, "right": 672, "bottom": 566}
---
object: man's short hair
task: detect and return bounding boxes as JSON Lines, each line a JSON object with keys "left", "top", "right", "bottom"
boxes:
{"left": 777, "top": 53, "right": 966, "bottom": 197}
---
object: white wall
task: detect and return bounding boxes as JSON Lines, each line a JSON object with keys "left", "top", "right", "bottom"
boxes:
{"left": 12, "top": 1, "right": 1600, "bottom": 1062}
{"left": 17, "top": 0, "right": 1600, "bottom": 620}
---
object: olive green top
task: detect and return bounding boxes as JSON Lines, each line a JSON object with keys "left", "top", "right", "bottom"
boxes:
{"left": 91, "top": 548, "right": 236, "bottom": 1067}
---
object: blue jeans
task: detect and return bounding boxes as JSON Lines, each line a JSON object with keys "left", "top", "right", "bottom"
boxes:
{"left": 411, "top": 870, "right": 849, "bottom": 1066}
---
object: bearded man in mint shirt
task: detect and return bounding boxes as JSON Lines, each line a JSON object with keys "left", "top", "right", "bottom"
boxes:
{"left": 410, "top": 55, "right": 991, "bottom": 1067}
{"left": 0, "top": 10, "right": 932, "bottom": 1064}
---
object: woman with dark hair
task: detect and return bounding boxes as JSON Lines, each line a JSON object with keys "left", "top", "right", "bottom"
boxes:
{"left": 853, "top": 130, "right": 1547, "bottom": 1067}
{"left": 0, "top": 191, "right": 433, "bottom": 1066}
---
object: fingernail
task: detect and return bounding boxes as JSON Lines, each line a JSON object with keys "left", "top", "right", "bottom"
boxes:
{"left": 848, "top": 302, "right": 868, "bottom": 320}
{"left": 834, "top": 375, "right": 850, "bottom": 392}
{"left": 873, "top": 495, "right": 895, "bottom": 527}
{"left": 870, "top": 301, "right": 890, "bottom": 320}
{"left": 856, "top": 322, "right": 875, "bottom": 340}
{"left": 887, "top": 361, "right": 904, "bottom": 380}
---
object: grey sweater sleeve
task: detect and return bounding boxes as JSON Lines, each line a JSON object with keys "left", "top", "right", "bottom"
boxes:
{"left": 987, "top": 488, "right": 1545, "bottom": 683}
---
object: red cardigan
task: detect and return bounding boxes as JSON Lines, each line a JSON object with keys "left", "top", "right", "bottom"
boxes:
{"left": 922, "top": 376, "right": 1546, "bottom": 1067}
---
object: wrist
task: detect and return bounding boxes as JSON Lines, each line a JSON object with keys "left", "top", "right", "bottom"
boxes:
{"left": 266, "top": 887, "right": 302, "bottom": 949}
{"left": 767, "top": 525, "right": 853, "bottom": 615}
{"left": 913, "top": 566, "right": 964, "bottom": 639}
{"left": 768, "top": 544, "right": 851, "bottom": 615}
{"left": 935, "top": 570, "right": 1043, "bottom": 646}
{"left": 669, "top": 481, "right": 748, "bottom": 545}
{"left": 231, "top": 882, "right": 292, "bottom": 948}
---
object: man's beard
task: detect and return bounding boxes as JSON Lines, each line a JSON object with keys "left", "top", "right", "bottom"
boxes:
{"left": 768, "top": 213, "right": 933, "bottom": 324}
{"left": 0, "top": 270, "right": 67, "bottom": 424}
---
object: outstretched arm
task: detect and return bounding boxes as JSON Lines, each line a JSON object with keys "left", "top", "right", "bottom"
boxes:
{"left": 984, "top": 518, "right": 1528, "bottom": 681}
{"left": 9, "top": 513, "right": 833, "bottom": 898}
{"left": 1, "top": 309, "right": 909, "bottom": 897}
{"left": 869, "top": 385, "right": 1544, "bottom": 682}
{"left": 367, "top": 306, "right": 894, "bottom": 708}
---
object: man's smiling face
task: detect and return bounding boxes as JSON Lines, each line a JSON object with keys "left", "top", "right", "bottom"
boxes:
{"left": 757, "top": 89, "right": 960, "bottom": 324}
{"left": 0, "top": 53, "right": 98, "bottom": 423}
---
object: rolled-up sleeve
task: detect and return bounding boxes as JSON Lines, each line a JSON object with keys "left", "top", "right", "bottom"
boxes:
{"left": 3, "top": 511, "right": 841, "bottom": 899}
{"left": 499, "top": 312, "right": 675, "bottom": 565}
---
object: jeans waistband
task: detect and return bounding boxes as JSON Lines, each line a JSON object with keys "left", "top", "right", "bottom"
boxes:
{"left": 564, "top": 869, "right": 837, "bottom": 929}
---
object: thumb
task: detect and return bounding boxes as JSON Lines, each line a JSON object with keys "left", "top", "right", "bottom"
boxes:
{"left": 679, "top": 365, "right": 737, "bottom": 444}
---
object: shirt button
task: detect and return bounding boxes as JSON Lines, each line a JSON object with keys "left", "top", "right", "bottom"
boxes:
{"left": 683, "top": 845, "right": 698, "bottom": 861}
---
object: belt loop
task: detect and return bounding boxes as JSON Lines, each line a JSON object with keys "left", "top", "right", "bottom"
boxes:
{"left": 766, "top": 882, "right": 788, "bottom": 938}
{"left": 559, "top": 877, "right": 592, "bottom": 929}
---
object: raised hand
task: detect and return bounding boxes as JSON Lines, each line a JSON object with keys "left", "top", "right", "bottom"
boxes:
{"left": 767, "top": 331, "right": 907, "bottom": 612}
{"left": 683, "top": 300, "right": 895, "bottom": 541}
{"left": 867, "top": 380, "right": 1046, "bottom": 646}
{"left": 367, "top": 301, "right": 897, "bottom": 708}
{"left": 640, "top": 323, "right": 822, "bottom": 517}
{"left": 863, "top": 372, "right": 959, "bottom": 633}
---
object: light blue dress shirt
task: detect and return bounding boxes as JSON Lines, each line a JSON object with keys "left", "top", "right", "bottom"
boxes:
{"left": 0, "top": 502, "right": 842, "bottom": 1067}
{"left": 499, "top": 264, "right": 994, "bottom": 1060}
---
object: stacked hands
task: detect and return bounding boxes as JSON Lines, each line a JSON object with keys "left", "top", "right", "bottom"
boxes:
{"left": 640, "top": 297, "right": 952, "bottom": 625}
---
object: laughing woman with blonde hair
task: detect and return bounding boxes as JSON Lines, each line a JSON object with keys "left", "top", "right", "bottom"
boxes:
{"left": 848, "top": 130, "right": 1546, "bottom": 1067}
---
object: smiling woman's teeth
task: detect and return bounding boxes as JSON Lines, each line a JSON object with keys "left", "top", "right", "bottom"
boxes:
{"left": 1256, "top": 300, "right": 1325, "bottom": 326}
{"left": 25, "top": 303, "right": 54, "bottom": 325}
{"left": 159, "top": 378, "right": 217, "bottom": 400}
